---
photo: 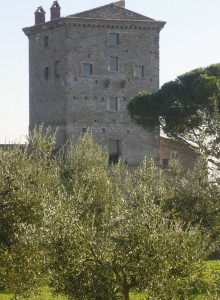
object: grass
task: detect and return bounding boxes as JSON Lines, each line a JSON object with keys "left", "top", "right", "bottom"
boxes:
{"left": 130, "top": 291, "right": 146, "bottom": 300}
{"left": 0, "top": 287, "right": 67, "bottom": 300}
{"left": 0, "top": 290, "right": 146, "bottom": 300}
{"left": 203, "top": 259, "right": 220, "bottom": 280}
{"left": 1, "top": 261, "right": 219, "bottom": 300}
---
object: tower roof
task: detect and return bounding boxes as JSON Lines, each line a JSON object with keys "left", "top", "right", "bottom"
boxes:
{"left": 23, "top": 1, "right": 165, "bottom": 36}
{"left": 68, "top": 1, "right": 156, "bottom": 22}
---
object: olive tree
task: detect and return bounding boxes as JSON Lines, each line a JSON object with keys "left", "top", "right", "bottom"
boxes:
{"left": 0, "top": 128, "right": 61, "bottom": 299}
{"left": 0, "top": 131, "right": 219, "bottom": 299}
{"left": 45, "top": 135, "right": 217, "bottom": 300}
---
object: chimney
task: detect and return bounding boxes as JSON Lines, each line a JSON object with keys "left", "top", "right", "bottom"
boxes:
{"left": 115, "top": 0, "right": 125, "bottom": 8}
{"left": 50, "top": 1, "right": 61, "bottom": 20}
{"left": 35, "top": 6, "right": 46, "bottom": 25}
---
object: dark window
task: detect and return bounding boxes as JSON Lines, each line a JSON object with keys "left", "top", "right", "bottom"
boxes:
{"left": 162, "top": 159, "right": 169, "bottom": 169}
{"left": 110, "top": 57, "right": 118, "bottom": 71}
{"left": 44, "top": 36, "right": 49, "bottom": 48}
{"left": 82, "top": 63, "right": 93, "bottom": 76}
{"left": 82, "top": 128, "right": 87, "bottom": 133}
{"left": 108, "top": 33, "right": 119, "bottom": 46}
{"left": 134, "top": 66, "right": 144, "bottom": 78}
{"left": 109, "top": 97, "right": 118, "bottom": 111}
{"left": 54, "top": 60, "right": 61, "bottom": 78}
{"left": 109, "top": 140, "right": 120, "bottom": 164}
{"left": 44, "top": 66, "right": 49, "bottom": 80}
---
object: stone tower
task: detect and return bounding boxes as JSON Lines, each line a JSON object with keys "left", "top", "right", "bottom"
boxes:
{"left": 23, "top": 1, "right": 165, "bottom": 166}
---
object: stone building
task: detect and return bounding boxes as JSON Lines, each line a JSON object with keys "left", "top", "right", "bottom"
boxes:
{"left": 160, "top": 137, "right": 198, "bottom": 172}
{"left": 23, "top": 1, "right": 165, "bottom": 166}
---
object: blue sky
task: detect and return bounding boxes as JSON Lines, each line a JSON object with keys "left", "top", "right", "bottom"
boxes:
{"left": 0, "top": 0, "right": 220, "bottom": 143}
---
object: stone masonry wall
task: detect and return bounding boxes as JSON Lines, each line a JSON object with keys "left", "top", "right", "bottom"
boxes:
{"left": 160, "top": 137, "right": 198, "bottom": 171}
{"left": 23, "top": 4, "right": 164, "bottom": 165}
{"left": 64, "top": 19, "right": 161, "bottom": 164}
{"left": 28, "top": 26, "right": 68, "bottom": 145}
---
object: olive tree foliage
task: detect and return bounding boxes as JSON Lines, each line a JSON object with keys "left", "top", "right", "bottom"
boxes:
{"left": 159, "top": 158, "right": 220, "bottom": 240}
{"left": 44, "top": 135, "right": 218, "bottom": 300}
{"left": 128, "top": 64, "right": 220, "bottom": 170}
{"left": 0, "top": 128, "right": 62, "bottom": 299}
{"left": 0, "top": 131, "right": 219, "bottom": 300}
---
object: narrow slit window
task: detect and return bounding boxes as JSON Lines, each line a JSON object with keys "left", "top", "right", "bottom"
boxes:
{"left": 110, "top": 57, "right": 119, "bottom": 71}
{"left": 54, "top": 60, "right": 61, "bottom": 78}
{"left": 44, "top": 66, "right": 49, "bottom": 80}
{"left": 44, "top": 36, "right": 49, "bottom": 48}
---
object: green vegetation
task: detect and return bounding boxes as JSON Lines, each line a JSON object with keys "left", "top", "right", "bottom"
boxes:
{"left": 0, "top": 286, "right": 67, "bottom": 300}
{"left": 0, "top": 259, "right": 219, "bottom": 300}
{"left": 128, "top": 63, "right": 220, "bottom": 171}
{"left": 0, "top": 128, "right": 220, "bottom": 299}
{"left": 0, "top": 288, "right": 146, "bottom": 300}
{"left": 204, "top": 260, "right": 220, "bottom": 279}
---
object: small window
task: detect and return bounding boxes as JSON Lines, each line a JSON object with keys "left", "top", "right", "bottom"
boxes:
{"left": 44, "top": 36, "right": 49, "bottom": 48}
{"left": 108, "top": 33, "right": 119, "bottom": 46}
{"left": 162, "top": 159, "right": 169, "bottom": 169}
{"left": 82, "top": 128, "right": 87, "bottom": 133}
{"left": 82, "top": 63, "right": 93, "bottom": 76}
{"left": 44, "top": 66, "right": 49, "bottom": 80}
{"left": 110, "top": 57, "right": 118, "bottom": 71}
{"left": 134, "top": 66, "right": 144, "bottom": 78}
{"left": 109, "top": 140, "right": 120, "bottom": 164}
{"left": 109, "top": 97, "right": 118, "bottom": 111}
{"left": 54, "top": 60, "right": 61, "bottom": 78}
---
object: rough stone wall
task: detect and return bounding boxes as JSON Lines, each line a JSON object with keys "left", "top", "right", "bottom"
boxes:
{"left": 24, "top": 5, "right": 164, "bottom": 165}
{"left": 64, "top": 19, "right": 161, "bottom": 165}
{"left": 160, "top": 137, "right": 198, "bottom": 171}
{"left": 28, "top": 27, "right": 67, "bottom": 145}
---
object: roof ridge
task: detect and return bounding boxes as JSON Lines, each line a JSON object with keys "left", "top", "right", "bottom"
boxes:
{"left": 69, "top": 2, "right": 116, "bottom": 17}
{"left": 68, "top": 2, "right": 156, "bottom": 22}
{"left": 114, "top": 0, "right": 125, "bottom": 8}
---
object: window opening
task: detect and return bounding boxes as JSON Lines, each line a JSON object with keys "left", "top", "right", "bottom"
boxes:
{"left": 108, "top": 33, "right": 119, "bottom": 46}
{"left": 110, "top": 57, "right": 118, "bottom": 71}
{"left": 54, "top": 60, "right": 61, "bottom": 78}
{"left": 44, "top": 66, "right": 49, "bottom": 80}
{"left": 162, "top": 159, "right": 169, "bottom": 169}
{"left": 44, "top": 36, "right": 49, "bottom": 48}
{"left": 109, "top": 140, "right": 120, "bottom": 164}
{"left": 134, "top": 66, "right": 144, "bottom": 78}
{"left": 82, "top": 63, "right": 93, "bottom": 75}
{"left": 109, "top": 97, "right": 118, "bottom": 111}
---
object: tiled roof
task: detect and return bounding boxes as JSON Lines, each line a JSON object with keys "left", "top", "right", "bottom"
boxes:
{"left": 68, "top": 2, "right": 156, "bottom": 22}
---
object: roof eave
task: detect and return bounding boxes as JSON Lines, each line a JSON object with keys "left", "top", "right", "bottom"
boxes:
{"left": 22, "top": 17, "right": 166, "bottom": 37}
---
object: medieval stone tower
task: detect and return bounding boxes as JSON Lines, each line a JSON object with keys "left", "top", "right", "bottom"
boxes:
{"left": 23, "top": 1, "right": 165, "bottom": 166}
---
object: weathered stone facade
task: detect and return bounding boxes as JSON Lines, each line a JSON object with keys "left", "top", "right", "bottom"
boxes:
{"left": 160, "top": 137, "right": 198, "bottom": 172}
{"left": 23, "top": 1, "right": 165, "bottom": 166}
